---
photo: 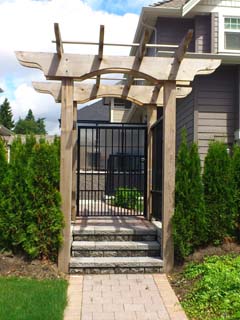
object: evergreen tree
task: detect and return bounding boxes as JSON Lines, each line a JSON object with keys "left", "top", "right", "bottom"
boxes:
{"left": 14, "top": 109, "right": 47, "bottom": 135}
{"left": 25, "top": 109, "right": 35, "bottom": 121}
{"left": 36, "top": 118, "right": 47, "bottom": 135}
{"left": 203, "top": 141, "right": 237, "bottom": 243}
{"left": 0, "top": 98, "right": 14, "bottom": 130}
{"left": 173, "top": 130, "right": 207, "bottom": 261}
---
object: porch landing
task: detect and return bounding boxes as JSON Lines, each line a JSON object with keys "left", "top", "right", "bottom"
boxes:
{"left": 70, "top": 217, "right": 163, "bottom": 274}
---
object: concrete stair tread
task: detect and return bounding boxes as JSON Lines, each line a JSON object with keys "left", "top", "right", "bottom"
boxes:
{"left": 72, "top": 225, "right": 157, "bottom": 236}
{"left": 72, "top": 240, "right": 160, "bottom": 251}
{"left": 70, "top": 256, "right": 163, "bottom": 268}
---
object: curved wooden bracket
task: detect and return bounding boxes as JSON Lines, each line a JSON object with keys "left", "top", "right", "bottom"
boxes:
{"left": 33, "top": 81, "right": 192, "bottom": 106}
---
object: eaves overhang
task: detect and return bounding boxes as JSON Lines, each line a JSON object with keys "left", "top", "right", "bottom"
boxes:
{"left": 182, "top": 0, "right": 201, "bottom": 16}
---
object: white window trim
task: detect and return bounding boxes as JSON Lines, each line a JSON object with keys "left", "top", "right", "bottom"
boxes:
{"left": 219, "top": 14, "right": 240, "bottom": 53}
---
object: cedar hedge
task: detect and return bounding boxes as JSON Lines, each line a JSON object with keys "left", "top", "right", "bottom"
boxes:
{"left": 174, "top": 132, "right": 240, "bottom": 261}
{"left": 0, "top": 136, "right": 63, "bottom": 261}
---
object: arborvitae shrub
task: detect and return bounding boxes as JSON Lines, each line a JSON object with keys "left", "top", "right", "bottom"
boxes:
{"left": 231, "top": 144, "right": 240, "bottom": 240}
{"left": 0, "top": 138, "right": 8, "bottom": 247}
{"left": 203, "top": 141, "right": 237, "bottom": 243}
{"left": 173, "top": 130, "right": 206, "bottom": 261}
{"left": 188, "top": 143, "right": 207, "bottom": 246}
{"left": 0, "top": 137, "right": 33, "bottom": 251}
{"left": 0, "top": 136, "right": 63, "bottom": 260}
{"left": 23, "top": 140, "right": 64, "bottom": 259}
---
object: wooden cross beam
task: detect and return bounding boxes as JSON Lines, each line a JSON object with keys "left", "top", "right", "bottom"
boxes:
{"left": 124, "top": 29, "right": 150, "bottom": 94}
{"left": 54, "top": 23, "right": 63, "bottom": 58}
{"left": 32, "top": 81, "right": 192, "bottom": 106}
{"left": 169, "top": 29, "right": 193, "bottom": 80}
{"left": 96, "top": 25, "right": 105, "bottom": 88}
{"left": 174, "top": 29, "right": 193, "bottom": 63}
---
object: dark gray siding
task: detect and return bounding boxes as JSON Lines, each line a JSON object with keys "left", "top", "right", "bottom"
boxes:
{"left": 155, "top": 17, "right": 195, "bottom": 52}
{"left": 195, "top": 15, "right": 211, "bottom": 53}
{"left": 77, "top": 100, "right": 110, "bottom": 122}
{"left": 196, "top": 66, "right": 238, "bottom": 161}
{"left": 176, "top": 89, "right": 195, "bottom": 150}
{"left": 211, "top": 12, "right": 219, "bottom": 53}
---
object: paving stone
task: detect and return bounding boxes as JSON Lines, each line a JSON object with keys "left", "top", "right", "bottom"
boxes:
{"left": 115, "top": 311, "right": 137, "bottom": 320}
{"left": 92, "top": 312, "right": 114, "bottom": 320}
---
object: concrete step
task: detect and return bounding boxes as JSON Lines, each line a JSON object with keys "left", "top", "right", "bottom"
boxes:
{"left": 69, "top": 256, "right": 164, "bottom": 274}
{"left": 72, "top": 225, "right": 157, "bottom": 242}
{"left": 71, "top": 241, "right": 161, "bottom": 257}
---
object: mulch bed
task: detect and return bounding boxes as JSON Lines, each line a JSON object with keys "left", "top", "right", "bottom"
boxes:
{"left": 0, "top": 252, "right": 65, "bottom": 279}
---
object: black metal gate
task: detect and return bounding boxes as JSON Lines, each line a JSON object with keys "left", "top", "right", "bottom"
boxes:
{"left": 151, "top": 117, "right": 163, "bottom": 221}
{"left": 76, "top": 123, "right": 147, "bottom": 216}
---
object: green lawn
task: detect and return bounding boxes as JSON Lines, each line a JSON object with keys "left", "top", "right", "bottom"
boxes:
{"left": 179, "top": 255, "right": 240, "bottom": 320}
{"left": 0, "top": 277, "right": 68, "bottom": 320}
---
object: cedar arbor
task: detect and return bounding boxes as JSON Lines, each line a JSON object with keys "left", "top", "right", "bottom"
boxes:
{"left": 15, "top": 23, "right": 221, "bottom": 273}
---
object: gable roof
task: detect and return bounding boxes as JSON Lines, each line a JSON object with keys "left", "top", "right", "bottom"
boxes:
{"left": 150, "top": 0, "right": 187, "bottom": 9}
{"left": 77, "top": 100, "right": 110, "bottom": 122}
{"left": 149, "top": 0, "right": 201, "bottom": 14}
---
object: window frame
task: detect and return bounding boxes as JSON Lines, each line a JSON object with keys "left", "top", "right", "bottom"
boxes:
{"left": 219, "top": 15, "right": 240, "bottom": 52}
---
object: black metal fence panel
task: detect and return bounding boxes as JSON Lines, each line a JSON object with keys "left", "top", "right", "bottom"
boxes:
{"left": 76, "top": 123, "right": 147, "bottom": 216}
{"left": 151, "top": 118, "right": 163, "bottom": 221}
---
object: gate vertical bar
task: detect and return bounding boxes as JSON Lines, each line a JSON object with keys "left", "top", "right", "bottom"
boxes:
{"left": 147, "top": 105, "right": 157, "bottom": 221}
{"left": 144, "top": 126, "right": 148, "bottom": 218}
{"left": 71, "top": 101, "right": 78, "bottom": 220}
{"left": 58, "top": 78, "right": 74, "bottom": 273}
{"left": 162, "top": 81, "right": 176, "bottom": 273}
{"left": 76, "top": 126, "right": 80, "bottom": 216}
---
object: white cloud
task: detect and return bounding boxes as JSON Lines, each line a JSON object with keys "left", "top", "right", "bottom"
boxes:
{"left": 0, "top": 0, "right": 140, "bottom": 133}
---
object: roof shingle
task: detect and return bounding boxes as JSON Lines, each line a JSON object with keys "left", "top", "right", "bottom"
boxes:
{"left": 149, "top": 0, "right": 188, "bottom": 8}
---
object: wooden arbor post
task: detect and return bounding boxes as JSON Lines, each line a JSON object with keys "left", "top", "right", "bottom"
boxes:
{"left": 162, "top": 81, "right": 176, "bottom": 272}
{"left": 58, "top": 78, "right": 74, "bottom": 273}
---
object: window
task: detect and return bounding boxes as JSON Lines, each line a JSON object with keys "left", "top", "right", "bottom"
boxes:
{"left": 113, "top": 98, "right": 131, "bottom": 109}
{"left": 224, "top": 17, "right": 240, "bottom": 50}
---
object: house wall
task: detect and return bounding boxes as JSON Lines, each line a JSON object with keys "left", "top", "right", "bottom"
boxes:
{"left": 195, "top": 15, "right": 211, "bottom": 53}
{"left": 193, "top": 0, "right": 240, "bottom": 53}
{"left": 176, "top": 89, "right": 195, "bottom": 150}
{"left": 111, "top": 108, "right": 131, "bottom": 123}
{"left": 147, "top": 16, "right": 212, "bottom": 55}
{"left": 155, "top": 17, "right": 195, "bottom": 52}
{"left": 195, "top": 66, "right": 238, "bottom": 161}
{"left": 211, "top": 12, "right": 219, "bottom": 53}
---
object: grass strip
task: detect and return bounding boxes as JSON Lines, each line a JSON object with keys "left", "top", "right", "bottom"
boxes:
{"left": 0, "top": 277, "right": 68, "bottom": 320}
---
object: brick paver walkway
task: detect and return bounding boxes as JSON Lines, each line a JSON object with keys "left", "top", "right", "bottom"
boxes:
{"left": 64, "top": 274, "right": 188, "bottom": 320}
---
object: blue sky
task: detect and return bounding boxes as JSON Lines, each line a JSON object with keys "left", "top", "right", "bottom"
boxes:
{"left": 84, "top": 0, "right": 151, "bottom": 15}
{"left": 0, "top": 0, "right": 149, "bottom": 134}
